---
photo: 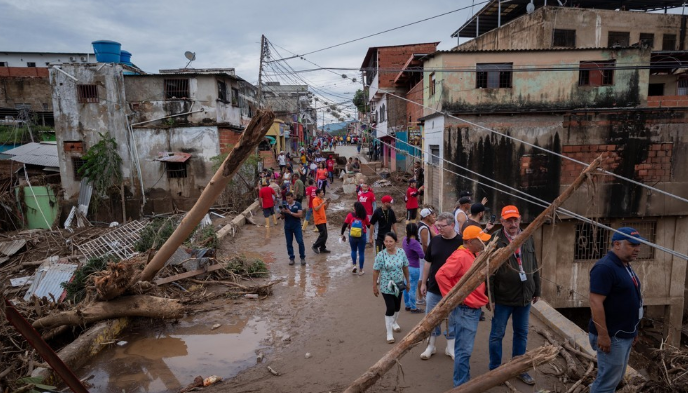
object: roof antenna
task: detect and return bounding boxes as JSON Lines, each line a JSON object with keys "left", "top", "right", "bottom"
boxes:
{"left": 184, "top": 51, "right": 196, "bottom": 69}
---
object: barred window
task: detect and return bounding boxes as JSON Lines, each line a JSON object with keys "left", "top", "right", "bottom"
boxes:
{"left": 574, "top": 222, "right": 611, "bottom": 261}
{"left": 72, "top": 157, "right": 86, "bottom": 180}
{"left": 476, "top": 63, "right": 512, "bottom": 89}
{"left": 166, "top": 162, "right": 188, "bottom": 178}
{"left": 579, "top": 61, "right": 615, "bottom": 87}
{"left": 553, "top": 29, "right": 576, "bottom": 47}
{"left": 639, "top": 33, "right": 654, "bottom": 48}
{"left": 164, "top": 79, "right": 190, "bottom": 99}
{"left": 608, "top": 31, "right": 630, "bottom": 47}
{"left": 663, "top": 34, "right": 677, "bottom": 51}
{"left": 77, "top": 84, "right": 99, "bottom": 103}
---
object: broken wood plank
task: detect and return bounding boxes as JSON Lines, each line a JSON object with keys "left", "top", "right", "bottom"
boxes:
{"left": 536, "top": 327, "right": 581, "bottom": 379}
{"left": 343, "top": 155, "right": 603, "bottom": 393}
{"left": 153, "top": 264, "right": 226, "bottom": 285}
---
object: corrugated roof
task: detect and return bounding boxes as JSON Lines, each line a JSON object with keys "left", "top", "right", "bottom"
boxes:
{"left": 156, "top": 152, "right": 191, "bottom": 162}
{"left": 3, "top": 142, "right": 59, "bottom": 168}
{"left": 0, "top": 239, "right": 26, "bottom": 257}
{"left": 23, "top": 258, "right": 78, "bottom": 302}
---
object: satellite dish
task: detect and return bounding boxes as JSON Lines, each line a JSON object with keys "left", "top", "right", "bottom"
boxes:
{"left": 184, "top": 51, "right": 196, "bottom": 61}
{"left": 526, "top": 1, "right": 535, "bottom": 14}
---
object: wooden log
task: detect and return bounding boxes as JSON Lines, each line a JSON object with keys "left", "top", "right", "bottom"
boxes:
{"left": 343, "top": 155, "right": 603, "bottom": 393}
{"left": 564, "top": 340, "right": 597, "bottom": 363}
{"left": 444, "top": 345, "right": 561, "bottom": 393}
{"left": 566, "top": 361, "right": 595, "bottom": 393}
{"left": 537, "top": 327, "right": 581, "bottom": 379}
{"left": 140, "top": 110, "right": 275, "bottom": 282}
{"left": 32, "top": 295, "right": 184, "bottom": 329}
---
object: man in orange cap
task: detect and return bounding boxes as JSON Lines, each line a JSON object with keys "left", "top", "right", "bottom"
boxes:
{"left": 488, "top": 205, "right": 541, "bottom": 385}
{"left": 436, "top": 225, "right": 490, "bottom": 387}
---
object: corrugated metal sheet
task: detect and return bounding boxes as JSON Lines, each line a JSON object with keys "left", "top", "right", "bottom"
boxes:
{"left": 155, "top": 152, "right": 191, "bottom": 163}
{"left": 0, "top": 239, "right": 26, "bottom": 257}
{"left": 23, "top": 259, "right": 78, "bottom": 302}
{"left": 4, "top": 142, "right": 59, "bottom": 168}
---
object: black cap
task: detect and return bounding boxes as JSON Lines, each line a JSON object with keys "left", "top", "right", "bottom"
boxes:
{"left": 470, "top": 203, "right": 486, "bottom": 215}
{"left": 460, "top": 190, "right": 473, "bottom": 198}
{"left": 459, "top": 196, "right": 472, "bottom": 205}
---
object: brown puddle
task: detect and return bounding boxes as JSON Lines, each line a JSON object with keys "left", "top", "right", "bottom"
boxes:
{"left": 77, "top": 315, "right": 268, "bottom": 392}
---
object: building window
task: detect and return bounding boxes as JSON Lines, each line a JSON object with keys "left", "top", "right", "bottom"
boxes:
{"left": 72, "top": 157, "right": 86, "bottom": 180}
{"left": 648, "top": 83, "right": 665, "bottom": 96}
{"left": 621, "top": 221, "right": 656, "bottom": 260}
{"left": 663, "top": 34, "right": 677, "bottom": 51}
{"left": 26, "top": 62, "right": 36, "bottom": 67}
{"left": 42, "top": 103, "right": 49, "bottom": 111}
{"left": 164, "top": 78, "right": 190, "bottom": 99}
{"left": 232, "top": 88, "right": 239, "bottom": 106}
{"left": 380, "top": 104, "right": 386, "bottom": 122}
{"left": 574, "top": 222, "right": 611, "bottom": 261}
{"left": 678, "top": 78, "right": 688, "bottom": 96}
{"left": 0, "top": 62, "right": 7, "bottom": 67}
{"left": 429, "top": 73, "right": 436, "bottom": 96}
{"left": 607, "top": 31, "right": 630, "bottom": 47}
{"left": 77, "top": 84, "right": 99, "bottom": 103}
{"left": 553, "top": 29, "right": 576, "bottom": 47}
{"left": 14, "top": 103, "right": 31, "bottom": 110}
{"left": 430, "top": 145, "right": 440, "bottom": 165}
{"left": 217, "top": 81, "right": 227, "bottom": 102}
{"left": 579, "top": 61, "right": 615, "bottom": 87}
{"left": 476, "top": 63, "right": 513, "bottom": 89}
{"left": 639, "top": 33, "right": 654, "bottom": 48}
{"left": 166, "top": 162, "right": 188, "bottom": 178}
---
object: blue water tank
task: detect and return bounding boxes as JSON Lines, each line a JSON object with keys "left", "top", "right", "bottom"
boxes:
{"left": 120, "top": 50, "right": 132, "bottom": 65}
{"left": 92, "top": 40, "right": 121, "bottom": 63}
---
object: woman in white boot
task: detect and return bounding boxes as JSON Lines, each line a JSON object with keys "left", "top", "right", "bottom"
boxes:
{"left": 373, "top": 232, "right": 410, "bottom": 344}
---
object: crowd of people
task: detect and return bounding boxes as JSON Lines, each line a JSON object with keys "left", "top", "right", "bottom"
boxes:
{"left": 256, "top": 142, "right": 643, "bottom": 391}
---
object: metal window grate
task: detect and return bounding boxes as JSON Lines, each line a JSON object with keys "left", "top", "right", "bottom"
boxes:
{"left": 678, "top": 78, "right": 688, "bottom": 96}
{"left": 574, "top": 222, "right": 611, "bottom": 261}
{"left": 218, "top": 81, "right": 227, "bottom": 101}
{"left": 620, "top": 221, "right": 656, "bottom": 260}
{"left": 476, "top": 63, "right": 512, "bottom": 88}
{"left": 164, "top": 78, "right": 190, "bottom": 99}
{"left": 608, "top": 31, "right": 630, "bottom": 47}
{"left": 72, "top": 157, "right": 86, "bottom": 180}
{"left": 166, "top": 162, "right": 188, "bottom": 178}
{"left": 553, "top": 29, "right": 576, "bottom": 47}
{"left": 639, "top": 33, "right": 655, "bottom": 48}
{"left": 77, "top": 220, "right": 149, "bottom": 261}
{"left": 663, "top": 34, "right": 677, "bottom": 50}
{"left": 77, "top": 84, "right": 99, "bottom": 103}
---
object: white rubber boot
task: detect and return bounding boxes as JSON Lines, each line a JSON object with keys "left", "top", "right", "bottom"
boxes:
{"left": 420, "top": 335, "right": 437, "bottom": 360}
{"left": 445, "top": 338, "right": 455, "bottom": 360}
{"left": 392, "top": 312, "right": 401, "bottom": 332}
{"left": 385, "top": 316, "right": 395, "bottom": 343}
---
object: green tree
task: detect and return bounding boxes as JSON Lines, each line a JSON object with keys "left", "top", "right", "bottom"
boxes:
{"left": 352, "top": 89, "right": 368, "bottom": 114}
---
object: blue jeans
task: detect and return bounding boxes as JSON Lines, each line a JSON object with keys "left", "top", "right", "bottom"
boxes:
{"left": 403, "top": 267, "right": 420, "bottom": 309}
{"left": 488, "top": 303, "right": 531, "bottom": 370}
{"left": 426, "top": 291, "right": 455, "bottom": 338}
{"left": 285, "top": 223, "right": 305, "bottom": 260}
{"left": 452, "top": 306, "right": 482, "bottom": 386}
{"left": 589, "top": 333, "right": 634, "bottom": 393}
{"left": 304, "top": 208, "right": 312, "bottom": 223}
{"left": 349, "top": 236, "right": 366, "bottom": 269}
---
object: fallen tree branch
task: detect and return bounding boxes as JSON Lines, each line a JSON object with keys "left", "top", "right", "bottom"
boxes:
{"left": 564, "top": 340, "right": 597, "bottom": 363}
{"left": 566, "top": 361, "right": 595, "bottom": 393}
{"left": 343, "top": 156, "right": 604, "bottom": 393}
{"left": 536, "top": 328, "right": 581, "bottom": 379}
{"left": 444, "top": 345, "right": 561, "bottom": 393}
{"left": 32, "top": 296, "right": 184, "bottom": 329}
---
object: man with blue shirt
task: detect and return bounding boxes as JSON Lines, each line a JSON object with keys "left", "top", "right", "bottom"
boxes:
{"left": 280, "top": 192, "right": 306, "bottom": 266}
{"left": 589, "top": 227, "right": 644, "bottom": 393}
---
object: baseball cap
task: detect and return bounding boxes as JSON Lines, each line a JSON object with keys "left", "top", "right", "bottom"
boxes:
{"left": 460, "top": 191, "right": 473, "bottom": 198}
{"left": 501, "top": 205, "right": 520, "bottom": 219}
{"left": 420, "top": 208, "right": 433, "bottom": 218}
{"left": 611, "top": 227, "right": 646, "bottom": 245}
{"left": 381, "top": 195, "right": 393, "bottom": 203}
{"left": 459, "top": 196, "right": 472, "bottom": 205}
{"left": 470, "top": 203, "right": 486, "bottom": 215}
{"left": 409, "top": 179, "right": 416, "bottom": 183}
{"left": 463, "top": 225, "right": 491, "bottom": 241}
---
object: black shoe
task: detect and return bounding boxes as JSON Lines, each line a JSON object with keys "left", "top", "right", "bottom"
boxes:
{"left": 300, "top": 258, "right": 306, "bottom": 266}
{"left": 289, "top": 259, "right": 295, "bottom": 265}
{"left": 517, "top": 372, "right": 535, "bottom": 385}
{"left": 320, "top": 249, "right": 331, "bottom": 253}
{"left": 311, "top": 245, "right": 320, "bottom": 254}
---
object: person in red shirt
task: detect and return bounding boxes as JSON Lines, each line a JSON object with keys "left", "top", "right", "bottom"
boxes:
{"left": 326, "top": 155, "right": 335, "bottom": 183}
{"left": 435, "top": 225, "right": 490, "bottom": 387}
{"left": 340, "top": 202, "right": 373, "bottom": 274}
{"left": 357, "top": 183, "right": 376, "bottom": 243}
{"left": 302, "top": 179, "right": 318, "bottom": 231}
{"left": 316, "top": 162, "right": 329, "bottom": 195}
{"left": 258, "top": 180, "right": 278, "bottom": 228}
{"left": 405, "top": 179, "right": 424, "bottom": 223}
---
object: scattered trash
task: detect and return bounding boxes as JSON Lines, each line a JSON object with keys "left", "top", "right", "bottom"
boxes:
{"left": 211, "top": 323, "right": 221, "bottom": 330}
{"left": 199, "top": 213, "right": 212, "bottom": 229}
{"left": 23, "top": 258, "right": 79, "bottom": 302}
{"left": 10, "top": 276, "right": 32, "bottom": 287}
{"left": 244, "top": 294, "right": 259, "bottom": 299}
{"left": 257, "top": 352, "right": 264, "bottom": 363}
{"left": 109, "top": 222, "right": 120, "bottom": 227}
{"left": 305, "top": 352, "right": 312, "bottom": 359}
{"left": 267, "top": 366, "right": 281, "bottom": 376}
{"left": 373, "top": 179, "right": 392, "bottom": 187}
{"left": 116, "top": 341, "right": 128, "bottom": 347}
{"left": 203, "top": 375, "right": 221, "bottom": 386}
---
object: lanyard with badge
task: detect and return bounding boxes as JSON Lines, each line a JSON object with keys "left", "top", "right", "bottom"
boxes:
{"left": 625, "top": 264, "right": 644, "bottom": 319}
{"left": 506, "top": 234, "right": 528, "bottom": 282}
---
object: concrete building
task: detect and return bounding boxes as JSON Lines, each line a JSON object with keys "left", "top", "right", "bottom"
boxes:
{"left": 423, "top": 0, "right": 688, "bottom": 344}
{"left": 262, "top": 82, "right": 315, "bottom": 151}
{"left": 0, "top": 51, "right": 96, "bottom": 68}
{"left": 50, "top": 64, "right": 257, "bottom": 217}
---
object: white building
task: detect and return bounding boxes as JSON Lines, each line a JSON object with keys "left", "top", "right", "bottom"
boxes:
{"left": 0, "top": 51, "right": 96, "bottom": 68}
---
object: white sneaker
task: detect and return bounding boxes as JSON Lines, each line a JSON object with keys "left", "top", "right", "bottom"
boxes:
{"left": 445, "top": 338, "right": 455, "bottom": 360}
{"left": 420, "top": 336, "right": 437, "bottom": 360}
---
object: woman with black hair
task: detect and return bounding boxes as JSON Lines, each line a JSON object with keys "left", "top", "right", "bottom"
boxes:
{"left": 373, "top": 231, "right": 410, "bottom": 343}
{"left": 341, "top": 202, "right": 372, "bottom": 275}
{"left": 402, "top": 223, "right": 425, "bottom": 313}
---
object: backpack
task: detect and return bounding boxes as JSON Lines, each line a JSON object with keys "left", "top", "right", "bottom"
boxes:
{"left": 350, "top": 217, "right": 364, "bottom": 238}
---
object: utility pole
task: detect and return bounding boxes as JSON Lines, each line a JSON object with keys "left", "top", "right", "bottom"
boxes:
{"left": 257, "top": 34, "right": 266, "bottom": 108}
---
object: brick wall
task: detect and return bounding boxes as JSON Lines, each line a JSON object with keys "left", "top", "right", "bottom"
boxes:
{"left": 406, "top": 81, "right": 423, "bottom": 125}
{"left": 647, "top": 96, "right": 688, "bottom": 108}
{"left": 561, "top": 143, "right": 672, "bottom": 184}
{"left": 377, "top": 43, "right": 438, "bottom": 89}
{"left": 0, "top": 67, "right": 49, "bottom": 77}
{"left": 218, "top": 128, "right": 242, "bottom": 154}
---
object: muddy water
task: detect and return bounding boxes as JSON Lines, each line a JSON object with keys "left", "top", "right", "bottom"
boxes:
{"left": 77, "top": 314, "right": 269, "bottom": 392}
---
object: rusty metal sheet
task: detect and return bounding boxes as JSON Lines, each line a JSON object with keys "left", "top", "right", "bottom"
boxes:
{"left": 0, "top": 239, "right": 26, "bottom": 257}
{"left": 155, "top": 151, "right": 191, "bottom": 163}
{"left": 23, "top": 258, "right": 78, "bottom": 302}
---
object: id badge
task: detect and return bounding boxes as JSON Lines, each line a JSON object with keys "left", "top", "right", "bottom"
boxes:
{"left": 519, "top": 271, "right": 527, "bottom": 282}
{"left": 639, "top": 307, "right": 643, "bottom": 319}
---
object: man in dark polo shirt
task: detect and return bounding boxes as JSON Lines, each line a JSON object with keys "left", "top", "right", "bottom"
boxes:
{"left": 419, "top": 212, "right": 463, "bottom": 361}
{"left": 588, "top": 227, "right": 644, "bottom": 393}
{"left": 280, "top": 192, "right": 306, "bottom": 266}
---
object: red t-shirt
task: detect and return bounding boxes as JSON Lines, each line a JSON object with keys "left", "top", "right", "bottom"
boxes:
{"left": 305, "top": 186, "right": 317, "bottom": 208}
{"left": 357, "top": 191, "right": 375, "bottom": 215}
{"left": 259, "top": 186, "right": 275, "bottom": 208}
{"left": 406, "top": 187, "right": 419, "bottom": 209}
{"left": 326, "top": 159, "right": 335, "bottom": 172}
{"left": 344, "top": 213, "right": 370, "bottom": 233}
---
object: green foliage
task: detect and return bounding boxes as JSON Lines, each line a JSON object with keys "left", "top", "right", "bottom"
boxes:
{"left": 78, "top": 133, "right": 123, "bottom": 197}
{"left": 61, "top": 256, "right": 115, "bottom": 303}
{"left": 16, "top": 376, "right": 56, "bottom": 393}
{"left": 134, "top": 218, "right": 177, "bottom": 252}
{"left": 188, "top": 224, "right": 218, "bottom": 249}
{"left": 353, "top": 89, "right": 368, "bottom": 114}
{"left": 224, "top": 256, "right": 268, "bottom": 277}
{"left": 0, "top": 125, "right": 53, "bottom": 144}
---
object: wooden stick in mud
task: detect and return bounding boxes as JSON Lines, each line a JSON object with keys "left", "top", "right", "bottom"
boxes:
{"left": 140, "top": 110, "right": 275, "bottom": 282}
{"left": 444, "top": 345, "right": 561, "bottom": 393}
{"left": 343, "top": 156, "right": 603, "bottom": 393}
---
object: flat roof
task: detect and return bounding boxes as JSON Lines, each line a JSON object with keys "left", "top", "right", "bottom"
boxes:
{"left": 451, "top": 1, "right": 686, "bottom": 38}
{"left": 0, "top": 51, "right": 94, "bottom": 56}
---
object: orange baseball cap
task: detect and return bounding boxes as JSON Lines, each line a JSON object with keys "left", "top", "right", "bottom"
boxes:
{"left": 462, "top": 225, "right": 491, "bottom": 241}
{"left": 501, "top": 205, "right": 520, "bottom": 219}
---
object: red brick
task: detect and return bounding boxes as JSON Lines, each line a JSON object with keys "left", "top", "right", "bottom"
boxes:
{"left": 638, "top": 169, "right": 648, "bottom": 176}
{"left": 570, "top": 146, "right": 582, "bottom": 153}
{"left": 663, "top": 144, "right": 673, "bottom": 151}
